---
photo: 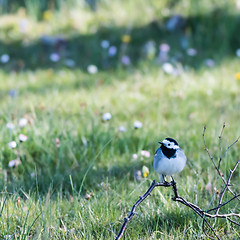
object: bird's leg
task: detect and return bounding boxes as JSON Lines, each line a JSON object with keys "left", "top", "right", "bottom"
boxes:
{"left": 160, "top": 174, "right": 165, "bottom": 183}
{"left": 170, "top": 176, "right": 176, "bottom": 185}
{"left": 161, "top": 174, "right": 170, "bottom": 185}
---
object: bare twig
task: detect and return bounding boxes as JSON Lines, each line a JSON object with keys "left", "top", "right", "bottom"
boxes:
{"left": 203, "top": 126, "right": 240, "bottom": 202}
{"left": 202, "top": 220, "right": 216, "bottom": 240}
{"left": 226, "top": 217, "right": 240, "bottom": 226}
{"left": 218, "top": 135, "right": 239, "bottom": 170}
{"left": 218, "top": 122, "right": 225, "bottom": 169}
{"left": 222, "top": 136, "right": 240, "bottom": 159}
{"left": 115, "top": 180, "right": 234, "bottom": 240}
{"left": 115, "top": 180, "right": 172, "bottom": 240}
{"left": 219, "top": 123, "right": 226, "bottom": 140}
{"left": 202, "top": 125, "right": 240, "bottom": 230}
{"left": 216, "top": 160, "right": 240, "bottom": 215}
{"left": 170, "top": 182, "right": 221, "bottom": 240}
{"left": 115, "top": 126, "right": 239, "bottom": 240}
{"left": 202, "top": 125, "right": 218, "bottom": 173}
{"left": 207, "top": 193, "right": 240, "bottom": 213}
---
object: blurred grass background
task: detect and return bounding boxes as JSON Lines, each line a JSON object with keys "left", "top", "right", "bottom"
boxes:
{"left": 0, "top": 0, "right": 239, "bottom": 239}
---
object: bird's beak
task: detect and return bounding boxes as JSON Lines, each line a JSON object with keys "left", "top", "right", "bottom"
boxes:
{"left": 158, "top": 141, "right": 163, "bottom": 145}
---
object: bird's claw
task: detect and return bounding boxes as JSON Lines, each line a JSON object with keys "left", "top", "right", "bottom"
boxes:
{"left": 163, "top": 181, "right": 171, "bottom": 186}
{"left": 170, "top": 180, "right": 176, "bottom": 185}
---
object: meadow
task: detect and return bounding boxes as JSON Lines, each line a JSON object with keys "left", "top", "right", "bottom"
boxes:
{"left": 0, "top": 0, "right": 239, "bottom": 239}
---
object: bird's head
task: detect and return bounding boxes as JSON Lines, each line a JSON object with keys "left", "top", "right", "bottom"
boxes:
{"left": 158, "top": 138, "right": 180, "bottom": 150}
{"left": 158, "top": 138, "right": 180, "bottom": 158}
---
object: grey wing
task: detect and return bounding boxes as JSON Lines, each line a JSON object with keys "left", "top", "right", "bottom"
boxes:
{"left": 153, "top": 148, "right": 163, "bottom": 169}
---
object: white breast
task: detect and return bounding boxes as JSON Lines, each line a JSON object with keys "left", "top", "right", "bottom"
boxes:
{"left": 154, "top": 148, "right": 187, "bottom": 176}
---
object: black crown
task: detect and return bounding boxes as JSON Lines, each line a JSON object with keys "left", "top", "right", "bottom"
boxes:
{"left": 165, "top": 137, "right": 179, "bottom": 146}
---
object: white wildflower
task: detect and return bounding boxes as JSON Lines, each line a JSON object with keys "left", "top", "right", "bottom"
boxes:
{"left": 1, "top": 54, "right": 10, "bottom": 63}
{"left": 132, "top": 153, "right": 138, "bottom": 159}
{"left": 8, "top": 160, "right": 16, "bottom": 167}
{"left": 134, "top": 170, "right": 142, "bottom": 181}
{"left": 87, "top": 65, "right": 98, "bottom": 74}
{"left": 186, "top": 48, "right": 197, "bottom": 56}
{"left": 49, "top": 53, "right": 60, "bottom": 62}
{"left": 19, "top": 134, "right": 28, "bottom": 142}
{"left": 118, "top": 126, "right": 126, "bottom": 132}
{"left": 101, "top": 40, "right": 110, "bottom": 49}
{"left": 108, "top": 46, "right": 117, "bottom": 56}
{"left": 8, "top": 141, "right": 17, "bottom": 149}
{"left": 160, "top": 43, "right": 170, "bottom": 53}
{"left": 134, "top": 121, "right": 142, "bottom": 129}
{"left": 204, "top": 59, "right": 215, "bottom": 67}
{"left": 102, "top": 112, "right": 111, "bottom": 121}
{"left": 6, "top": 123, "right": 15, "bottom": 130}
{"left": 121, "top": 56, "right": 131, "bottom": 65}
{"left": 19, "top": 118, "right": 28, "bottom": 128}
{"left": 141, "top": 150, "right": 150, "bottom": 158}
{"left": 162, "top": 62, "right": 174, "bottom": 74}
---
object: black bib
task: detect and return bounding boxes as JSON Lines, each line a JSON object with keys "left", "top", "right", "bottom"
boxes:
{"left": 161, "top": 145, "right": 177, "bottom": 159}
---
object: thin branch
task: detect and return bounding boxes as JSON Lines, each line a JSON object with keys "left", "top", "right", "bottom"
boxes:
{"left": 219, "top": 123, "right": 226, "bottom": 139}
{"left": 226, "top": 217, "right": 240, "bottom": 226}
{"left": 222, "top": 137, "right": 240, "bottom": 159}
{"left": 207, "top": 193, "right": 240, "bottom": 213}
{"left": 202, "top": 220, "right": 216, "bottom": 240}
{"left": 203, "top": 126, "right": 218, "bottom": 172}
{"left": 115, "top": 179, "right": 239, "bottom": 240}
{"left": 218, "top": 135, "right": 239, "bottom": 170}
{"left": 115, "top": 180, "right": 172, "bottom": 240}
{"left": 171, "top": 183, "right": 221, "bottom": 240}
{"left": 218, "top": 122, "right": 225, "bottom": 169}
{"left": 203, "top": 126, "right": 240, "bottom": 202}
{"left": 204, "top": 212, "right": 240, "bottom": 218}
{"left": 115, "top": 175, "right": 240, "bottom": 239}
{"left": 216, "top": 160, "right": 240, "bottom": 214}
{"left": 115, "top": 126, "right": 239, "bottom": 240}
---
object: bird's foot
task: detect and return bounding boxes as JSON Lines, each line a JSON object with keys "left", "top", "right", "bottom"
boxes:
{"left": 170, "top": 180, "right": 176, "bottom": 186}
{"left": 163, "top": 180, "right": 171, "bottom": 186}
{"left": 170, "top": 176, "right": 176, "bottom": 185}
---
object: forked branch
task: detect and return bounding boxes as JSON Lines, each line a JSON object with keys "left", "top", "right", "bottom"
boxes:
{"left": 115, "top": 181, "right": 172, "bottom": 240}
{"left": 203, "top": 124, "right": 240, "bottom": 205}
{"left": 115, "top": 125, "right": 239, "bottom": 239}
{"left": 115, "top": 177, "right": 240, "bottom": 240}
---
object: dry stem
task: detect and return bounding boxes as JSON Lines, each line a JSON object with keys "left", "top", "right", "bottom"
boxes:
{"left": 115, "top": 125, "right": 239, "bottom": 239}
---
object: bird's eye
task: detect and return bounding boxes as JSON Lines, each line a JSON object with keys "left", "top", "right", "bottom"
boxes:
{"left": 168, "top": 144, "right": 170, "bottom": 146}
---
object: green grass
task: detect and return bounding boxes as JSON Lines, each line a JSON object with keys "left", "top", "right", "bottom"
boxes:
{"left": 0, "top": 0, "right": 240, "bottom": 239}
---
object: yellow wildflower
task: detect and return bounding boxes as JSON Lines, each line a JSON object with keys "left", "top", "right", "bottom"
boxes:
{"left": 142, "top": 166, "right": 149, "bottom": 178}
{"left": 121, "top": 35, "right": 131, "bottom": 43}
{"left": 235, "top": 72, "right": 240, "bottom": 80}
{"left": 43, "top": 10, "right": 53, "bottom": 21}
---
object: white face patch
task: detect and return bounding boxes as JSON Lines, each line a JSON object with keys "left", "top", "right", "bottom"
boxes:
{"left": 162, "top": 139, "right": 180, "bottom": 149}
